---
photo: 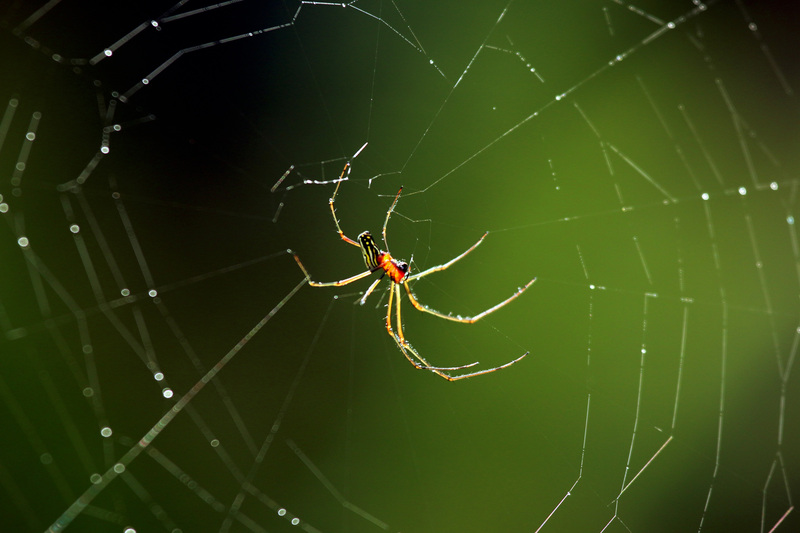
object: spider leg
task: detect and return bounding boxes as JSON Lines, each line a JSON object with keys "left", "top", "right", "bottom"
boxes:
{"left": 403, "top": 278, "right": 536, "bottom": 323}
{"left": 293, "top": 253, "right": 373, "bottom": 287}
{"left": 388, "top": 283, "right": 528, "bottom": 381}
{"left": 407, "top": 231, "right": 489, "bottom": 281}
{"left": 437, "top": 351, "right": 529, "bottom": 381}
{"left": 387, "top": 286, "right": 480, "bottom": 376}
{"left": 386, "top": 281, "right": 431, "bottom": 369}
{"left": 328, "top": 163, "right": 361, "bottom": 247}
{"left": 359, "top": 274, "right": 384, "bottom": 305}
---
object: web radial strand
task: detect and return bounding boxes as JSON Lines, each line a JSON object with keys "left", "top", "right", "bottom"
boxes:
{"left": 46, "top": 279, "right": 306, "bottom": 532}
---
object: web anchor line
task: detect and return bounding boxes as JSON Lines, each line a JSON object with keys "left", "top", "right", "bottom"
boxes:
{"left": 45, "top": 277, "right": 307, "bottom": 532}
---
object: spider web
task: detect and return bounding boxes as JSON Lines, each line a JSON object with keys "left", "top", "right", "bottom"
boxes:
{"left": 1, "top": 0, "right": 798, "bottom": 531}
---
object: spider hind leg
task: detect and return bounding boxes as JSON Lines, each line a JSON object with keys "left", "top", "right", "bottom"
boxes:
{"left": 387, "top": 282, "right": 527, "bottom": 381}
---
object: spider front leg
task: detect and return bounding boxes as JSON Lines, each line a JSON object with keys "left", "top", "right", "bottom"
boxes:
{"left": 404, "top": 231, "right": 536, "bottom": 324}
{"left": 324, "top": 142, "right": 369, "bottom": 247}
{"left": 328, "top": 164, "right": 362, "bottom": 248}
{"left": 403, "top": 278, "right": 536, "bottom": 323}
{"left": 407, "top": 231, "right": 490, "bottom": 281}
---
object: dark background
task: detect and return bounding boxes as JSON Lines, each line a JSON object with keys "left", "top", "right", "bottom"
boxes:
{"left": 1, "top": 1, "right": 799, "bottom": 532}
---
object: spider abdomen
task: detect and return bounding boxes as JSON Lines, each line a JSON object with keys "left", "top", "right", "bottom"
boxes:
{"left": 358, "top": 231, "right": 382, "bottom": 269}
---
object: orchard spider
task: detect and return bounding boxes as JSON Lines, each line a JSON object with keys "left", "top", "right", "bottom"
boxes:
{"left": 292, "top": 162, "right": 535, "bottom": 381}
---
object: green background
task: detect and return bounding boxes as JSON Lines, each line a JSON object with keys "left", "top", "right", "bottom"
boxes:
{"left": 1, "top": 1, "right": 798, "bottom": 532}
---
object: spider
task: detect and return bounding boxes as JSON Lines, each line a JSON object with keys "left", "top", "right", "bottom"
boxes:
{"left": 292, "top": 162, "right": 535, "bottom": 381}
